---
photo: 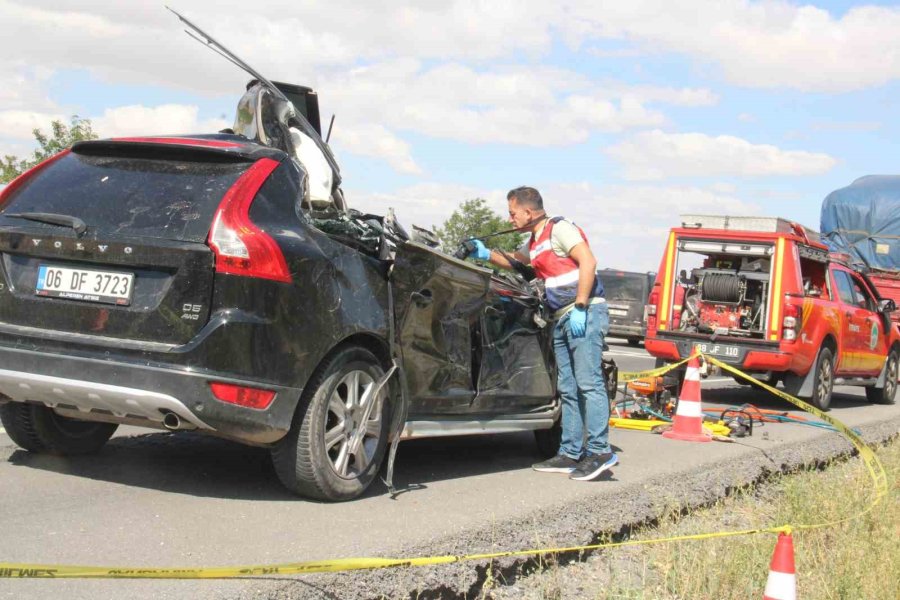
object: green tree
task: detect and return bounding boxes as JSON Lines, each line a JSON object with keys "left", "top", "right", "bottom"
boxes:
{"left": 436, "top": 198, "right": 525, "bottom": 259}
{"left": 1, "top": 116, "right": 97, "bottom": 184}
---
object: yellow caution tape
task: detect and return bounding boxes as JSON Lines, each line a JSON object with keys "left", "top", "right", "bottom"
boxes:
{"left": 617, "top": 356, "right": 690, "bottom": 383}
{"left": 0, "top": 353, "right": 888, "bottom": 579}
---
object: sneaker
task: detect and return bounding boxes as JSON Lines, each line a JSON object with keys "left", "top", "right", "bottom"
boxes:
{"left": 532, "top": 454, "right": 580, "bottom": 473}
{"left": 569, "top": 452, "right": 618, "bottom": 481}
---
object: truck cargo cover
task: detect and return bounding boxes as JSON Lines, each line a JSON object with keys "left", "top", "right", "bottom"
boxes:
{"left": 820, "top": 175, "right": 900, "bottom": 270}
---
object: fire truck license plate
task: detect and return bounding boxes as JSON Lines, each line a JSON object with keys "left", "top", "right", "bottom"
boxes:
{"left": 693, "top": 342, "right": 739, "bottom": 358}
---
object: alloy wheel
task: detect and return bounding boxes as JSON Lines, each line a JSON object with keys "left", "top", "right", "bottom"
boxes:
{"left": 323, "top": 369, "right": 385, "bottom": 480}
{"left": 885, "top": 353, "right": 898, "bottom": 400}
{"left": 816, "top": 355, "right": 833, "bottom": 406}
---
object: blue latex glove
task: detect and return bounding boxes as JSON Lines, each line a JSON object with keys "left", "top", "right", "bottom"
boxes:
{"left": 568, "top": 305, "right": 587, "bottom": 337}
{"left": 468, "top": 239, "right": 491, "bottom": 261}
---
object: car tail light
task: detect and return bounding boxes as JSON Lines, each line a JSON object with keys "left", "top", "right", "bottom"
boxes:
{"left": 0, "top": 149, "right": 71, "bottom": 211}
{"left": 207, "top": 157, "right": 291, "bottom": 283}
{"left": 209, "top": 382, "right": 276, "bottom": 410}
{"left": 782, "top": 303, "right": 801, "bottom": 341}
{"left": 646, "top": 291, "right": 659, "bottom": 331}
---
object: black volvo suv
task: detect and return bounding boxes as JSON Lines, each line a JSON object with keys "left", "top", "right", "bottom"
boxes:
{"left": 0, "top": 134, "right": 563, "bottom": 501}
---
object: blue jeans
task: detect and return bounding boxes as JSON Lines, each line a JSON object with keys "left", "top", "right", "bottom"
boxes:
{"left": 554, "top": 303, "right": 611, "bottom": 459}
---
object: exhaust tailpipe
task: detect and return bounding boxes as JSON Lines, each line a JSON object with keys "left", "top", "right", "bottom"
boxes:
{"left": 162, "top": 412, "right": 182, "bottom": 431}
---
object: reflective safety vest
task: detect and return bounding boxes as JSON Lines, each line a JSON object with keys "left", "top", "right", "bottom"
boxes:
{"left": 529, "top": 217, "right": 603, "bottom": 311}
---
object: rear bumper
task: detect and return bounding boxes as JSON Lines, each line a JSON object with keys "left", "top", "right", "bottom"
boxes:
{"left": 0, "top": 345, "right": 300, "bottom": 445}
{"left": 608, "top": 323, "right": 644, "bottom": 338}
{"left": 645, "top": 335, "right": 791, "bottom": 372}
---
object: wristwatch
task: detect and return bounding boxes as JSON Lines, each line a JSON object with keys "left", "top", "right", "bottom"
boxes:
{"left": 574, "top": 302, "right": 587, "bottom": 310}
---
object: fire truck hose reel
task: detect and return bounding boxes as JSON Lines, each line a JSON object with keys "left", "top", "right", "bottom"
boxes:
{"left": 700, "top": 272, "right": 745, "bottom": 304}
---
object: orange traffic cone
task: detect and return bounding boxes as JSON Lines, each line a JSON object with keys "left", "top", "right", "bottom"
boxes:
{"left": 662, "top": 353, "right": 711, "bottom": 442}
{"left": 763, "top": 531, "right": 797, "bottom": 600}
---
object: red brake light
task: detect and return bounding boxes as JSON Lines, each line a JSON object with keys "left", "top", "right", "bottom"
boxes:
{"left": 207, "top": 157, "right": 291, "bottom": 283}
{"left": 0, "top": 149, "right": 71, "bottom": 211}
{"left": 646, "top": 292, "right": 658, "bottom": 316}
{"left": 782, "top": 303, "right": 801, "bottom": 341}
{"left": 646, "top": 291, "right": 659, "bottom": 330}
{"left": 209, "top": 382, "right": 276, "bottom": 410}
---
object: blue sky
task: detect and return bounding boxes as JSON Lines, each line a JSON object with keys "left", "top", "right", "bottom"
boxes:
{"left": 2, "top": 1, "right": 898, "bottom": 270}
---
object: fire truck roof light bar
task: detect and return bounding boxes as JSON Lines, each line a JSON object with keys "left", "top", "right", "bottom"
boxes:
{"left": 678, "top": 241, "right": 773, "bottom": 256}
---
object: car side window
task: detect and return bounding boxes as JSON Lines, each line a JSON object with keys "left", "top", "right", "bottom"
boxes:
{"left": 848, "top": 274, "right": 876, "bottom": 311}
{"left": 832, "top": 270, "right": 857, "bottom": 306}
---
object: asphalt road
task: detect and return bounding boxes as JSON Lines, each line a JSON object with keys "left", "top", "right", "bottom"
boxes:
{"left": 1, "top": 338, "right": 898, "bottom": 600}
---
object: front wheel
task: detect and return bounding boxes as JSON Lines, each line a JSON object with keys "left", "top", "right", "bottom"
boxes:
{"left": 0, "top": 402, "right": 117, "bottom": 455}
{"left": 866, "top": 348, "right": 899, "bottom": 405}
{"left": 271, "top": 346, "right": 391, "bottom": 501}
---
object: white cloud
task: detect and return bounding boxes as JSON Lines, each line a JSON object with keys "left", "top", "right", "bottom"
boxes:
{"left": 606, "top": 129, "right": 837, "bottom": 180}
{"left": 4, "top": 1, "right": 900, "bottom": 99}
{"left": 322, "top": 62, "right": 703, "bottom": 147}
{"left": 563, "top": 1, "right": 900, "bottom": 92}
{"left": 90, "top": 104, "right": 229, "bottom": 138}
{"left": 0, "top": 109, "right": 66, "bottom": 140}
{"left": 708, "top": 182, "right": 737, "bottom": 194}
{"left": 0, "top": 104, "right": 230, "bottom": 160}
{"left": 0, "top": 1, "right": 716, "bottom": 173}
{"left": 333, "top": 123, "right": 421, "bottom": 175}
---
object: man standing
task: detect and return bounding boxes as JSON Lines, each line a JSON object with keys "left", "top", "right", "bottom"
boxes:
{"left": 467, "top": 186, "right": 617, "bottom": 481}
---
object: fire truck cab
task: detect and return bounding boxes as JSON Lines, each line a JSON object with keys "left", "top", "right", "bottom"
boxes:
{"left": 644, "top": 215, "right": 900, "bottom": 410}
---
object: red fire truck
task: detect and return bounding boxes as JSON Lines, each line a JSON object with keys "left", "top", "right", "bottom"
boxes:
{"left": 644, "top": 215, "right": 900, "bottom": 410}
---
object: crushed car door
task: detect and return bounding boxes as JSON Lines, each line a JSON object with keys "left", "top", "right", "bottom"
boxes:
{"left": 392, "top": 241, "right": 491, "bottom": 414}
{"left": 472, "top": 279, "right": 555, "bottom": 414}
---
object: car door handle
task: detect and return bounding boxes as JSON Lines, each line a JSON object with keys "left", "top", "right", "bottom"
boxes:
{"left": 411, "top": 290, "right": 433, "bottom": 308}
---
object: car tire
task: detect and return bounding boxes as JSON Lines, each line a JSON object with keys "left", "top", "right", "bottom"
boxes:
{"left": 627, "top": 338, "right": 641, "bottom": 346}
{"left": 0, "top": 402, "right": 117, "bottom": 455}
{"left": 271, "top": 346, "right": 391, "bottom": 501}
{"left": 602, "top": 358, "right": 618, "bottom": 400}
{"left": 865, "top": 347, "right": 899, "bottom": 405}
{"left": 809, "top": 347, "right": 835, "bottom": 411}
{"left": 534, "top": 418, "right": 561, "bottom": 458}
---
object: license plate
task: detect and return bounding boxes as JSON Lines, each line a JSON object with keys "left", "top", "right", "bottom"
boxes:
{"left": 609, "top": 308, "right": 628, "bottom": 317}
{"left": 693, "top": 342, "right": 740, "bottom": 358}
{"left": 36, "top": 265, "right": 134, "bottom": 306}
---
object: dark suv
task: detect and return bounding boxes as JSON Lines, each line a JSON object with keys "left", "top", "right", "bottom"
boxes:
{"left": 597, "top": 269, "right": 655, "bottom": 345}
{"left": 0, "top": 134, "right": 567, "bottom": 501}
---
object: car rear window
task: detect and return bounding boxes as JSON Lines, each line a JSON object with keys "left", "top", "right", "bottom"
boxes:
{"left": 600, "top": 273, "right": 649, "bottom": 302}
{"left": 0, "top": 151, "right": 251, "bottom": 243}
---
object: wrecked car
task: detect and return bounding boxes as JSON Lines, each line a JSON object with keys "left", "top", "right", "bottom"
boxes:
{"left": 0, "top": 128, "right": 572, "bottom": 503}
{"left": 0, "top": 13, "right": 580, "bottom": 501}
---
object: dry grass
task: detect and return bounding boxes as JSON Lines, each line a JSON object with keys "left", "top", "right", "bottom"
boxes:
{"left": 483, "top": 438, "right": 900, "bottom": 599}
